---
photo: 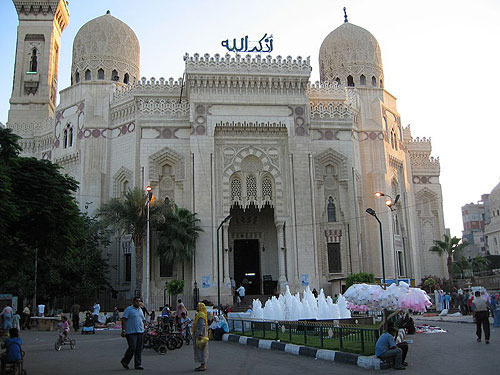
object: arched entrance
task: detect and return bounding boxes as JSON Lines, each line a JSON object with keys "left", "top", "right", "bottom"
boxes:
{"left": 229, "top": 205, "right": 278, "bottom": 295}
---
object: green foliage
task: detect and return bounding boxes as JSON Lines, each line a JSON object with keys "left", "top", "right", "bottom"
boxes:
{"left": 429, "top": 234, "right": 469, "bottom": 281}
{"left": 155, "top": 201, "right": 202, "bottom": 264}
{"left": 98, "top": 187, "right": 155, "bottom": 294}
{"left": 0, "top": 128, "right": 109, "bottom": 301}
{"left": 166, "top": 279, "right": 184, "bottom": 296}
{"left": 424, "top": 278, "right": 436, "bottom": 292}
{"left": 419, "top": 275, "right": 455, "bottom": 293}
{"left": 345, "top": 272, "right": 375, "bottom": 289}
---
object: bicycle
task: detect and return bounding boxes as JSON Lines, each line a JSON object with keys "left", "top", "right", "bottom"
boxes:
{"left": 54, "top": 332, "right": 76, "bottom": 351}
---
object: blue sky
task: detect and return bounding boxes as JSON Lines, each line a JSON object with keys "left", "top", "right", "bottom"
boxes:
{"left": 1, "top": 0, "right": 499, "bottom": 236}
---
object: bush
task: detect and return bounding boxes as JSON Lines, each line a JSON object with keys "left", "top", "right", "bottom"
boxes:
{"left": 165, "top": 279, "right": 184, "bottom": 296}
{"left": 345, "top": 272, "right": 375, "bottom": 289}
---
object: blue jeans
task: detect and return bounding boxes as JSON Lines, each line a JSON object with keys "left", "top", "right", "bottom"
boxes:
{"left": 378, "top": 348, "right": 403, "bottom": 369}
{"left": 122, "top": 333, "right": 144, "bottom": 368}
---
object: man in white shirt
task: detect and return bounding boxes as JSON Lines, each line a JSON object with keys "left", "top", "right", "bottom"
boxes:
{"left": 237, "top": 285, "right": 245, "bottom": 305}
{"left": 93, "top": 302, "right": 100, "bottom": 322}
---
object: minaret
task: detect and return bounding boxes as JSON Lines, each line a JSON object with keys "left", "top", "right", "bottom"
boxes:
{"left": 8, "top": 0, "right": 69, "bottom": 126}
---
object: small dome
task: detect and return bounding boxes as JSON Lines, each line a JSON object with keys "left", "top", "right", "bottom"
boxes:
{"left": 490, "top": 182, "right": 500, "bottom": 204}
{"left": 319, "top": 22, "right": 383, "bottom": 87}
{"left": 72, "top": 12, "right": 139, "bottom": 85}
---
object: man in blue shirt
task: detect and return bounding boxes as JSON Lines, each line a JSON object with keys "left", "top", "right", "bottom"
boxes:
{"left": 120, "top": 297, "right": 146, "bottom": 370}
{"left": 375, "top": 327, "right": 405, "bottom": 370}
{"left": 1, "top": 328, "right": 23, "bottom": 372}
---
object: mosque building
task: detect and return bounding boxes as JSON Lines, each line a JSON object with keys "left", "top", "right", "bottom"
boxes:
{"left": 7, "top": 0, "right": 447, "bottom": 304}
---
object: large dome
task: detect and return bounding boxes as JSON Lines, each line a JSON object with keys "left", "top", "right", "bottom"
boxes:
{"left": 319, "top": 21, "right": 383, "bottom": 88}
{"left": 71, "top": 11, "right": 140, "bottom": 85}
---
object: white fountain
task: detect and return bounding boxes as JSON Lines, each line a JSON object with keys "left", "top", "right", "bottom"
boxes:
{"left": 249, "top": 285, "right": 351, "bottom": 321}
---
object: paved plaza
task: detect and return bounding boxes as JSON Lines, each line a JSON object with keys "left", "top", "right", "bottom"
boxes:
{"left": 14, "top": 320, "right": 500, "bottom": 374}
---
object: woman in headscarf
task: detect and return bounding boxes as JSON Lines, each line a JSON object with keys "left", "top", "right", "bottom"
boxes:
{"left": 193, "top": 302, "right": 209, "bottom": 371}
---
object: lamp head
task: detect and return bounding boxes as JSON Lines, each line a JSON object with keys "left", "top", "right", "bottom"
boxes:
{"left": 374, "top": 192, "right": 385, "bottom": 197}
{"left": 366, "top": 208, "right": 376, "bottom": 216}
{"left": 146, "top": 186, "right": 152, "bottom": 192}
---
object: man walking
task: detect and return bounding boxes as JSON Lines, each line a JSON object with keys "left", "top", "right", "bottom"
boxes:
{"left": 70, "top": 303, "right": 80, "bottom": 331}
{"left": 21, "top": 304, "right": 31, "bottom": 330}
{"left": 121, "top": 297, "right": 145, "bottom": 370}
{"left": 472, "top": 291, "right": 494, "bottom": 344}
{"left": 237, "top": 284, "right": 245, "bottom": 305}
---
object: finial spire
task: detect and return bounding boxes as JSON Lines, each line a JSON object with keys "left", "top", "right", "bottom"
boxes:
{"left": 343, "top": 7, "right": 348, "bottom": 23}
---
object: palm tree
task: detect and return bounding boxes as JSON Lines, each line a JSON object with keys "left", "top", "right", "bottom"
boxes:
{"left": 429, "top": 234, "right": 469, "bottom": 282}
{"left": 155, "top": 201, "right": 202, "bottom": 279}
{"left": 98, "top": 187, "right": 157, "bottom": 296}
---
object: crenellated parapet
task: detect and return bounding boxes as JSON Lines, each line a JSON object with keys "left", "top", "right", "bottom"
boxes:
{"left": 185, "top": 53, "right": 311, "bottom": 97}
{"left": 307, "top": 81, "right": 358, "bottom": 122}
{"left": 112, "top": 77, "right": 184, "bottom": 102}
{"left": 185, "top": 53, "right": 311, "bottom": 75}
{"left": 404, "top": 126, "right": 440, "bottom": 177}
{"left": 111, "top": 77, "right": 188, "bottom": 125}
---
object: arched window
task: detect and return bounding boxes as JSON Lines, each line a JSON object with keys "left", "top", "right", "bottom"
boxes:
{"left": 327, "top": 197, "right": 337, "bottom": 222}
{"left": 98, "top": 68, "right": 104, "bottom": 80}
{"left": 124, "top": 73, "right": 129, "bottom": 84}
{"left": 69, "top": 127, "right": 73, "bottom": 147}
{"left": 246, "top": 175, "right": 257, "bottom": 201}
{"left": 29, "top": 48, "right": 38, "bottom": 72}
{"left": 390, "top": 130, "right": 395, "bottom": 148}
{"left": 63, "top": 128, "right": 68, "bottom": 148}
{"left": 231, "top": 178, "right": 242, "bottom": 202}
{"left": 122, "top": 181, "right": 129, "bottom": 196}
{"left": 334, "top": 77, "right": 341, "bottom": 85}
{"left": 75, "top": 70, "right": 80, "bottom": 83}
{"left": 371, "top": 76, "right": 377, "bottom": 87}
{"left": 111, "top": 69, "right": 119, "bottom": 81}
{"left": 393, "top": 132, "right": 398, "bottom": 150}
{"left": 383, "top": 117, "right": 388, "bottom": 132}
{"left": 360, "top": 74, "right": 366, "bottom": 85}
{"left": 380, "top": 79, "right": 383, "bottom": 88}
{"left": 85, "top": 69, "right": 91, "bottom": 81}
{"left": 262, "top": 177, "right": 273, "bottom": 200}
{"left": 347, "top": 75, "right": 354, "bottom": 87}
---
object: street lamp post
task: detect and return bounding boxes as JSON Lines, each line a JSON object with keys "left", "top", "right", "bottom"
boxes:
{"left": 217, "top": 214, "right": 232, "bottom": 309}
{"left": 145, "top": 186, "right": 153, "bottom": 309}
{"left": 366, "top": 208, "right": 386, "bottom": 286}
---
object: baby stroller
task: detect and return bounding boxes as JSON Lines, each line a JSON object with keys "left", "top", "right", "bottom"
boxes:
{"left": 81, "top": 313, "right": 95, "bottom": 335}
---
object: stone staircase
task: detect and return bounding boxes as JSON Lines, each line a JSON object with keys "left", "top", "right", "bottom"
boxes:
{"left": 232, "top": 294, "right": 272, "bottom": 312}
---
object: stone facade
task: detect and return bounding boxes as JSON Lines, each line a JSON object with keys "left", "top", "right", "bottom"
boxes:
{"left": 485, "top": 183, "right": 500, "bottom": 256}
{"left": 7, "top": 2, "right": 448, "bottom": 304}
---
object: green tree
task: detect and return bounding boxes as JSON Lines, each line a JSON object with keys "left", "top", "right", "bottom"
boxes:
{"left": 0, "top": 128, "right": 109, "bottom": 303}
{"left": 470, "top": 256, "right": 490, "bottom": 273}
{"left": 451, "top": 256, "right": 471, "bottom": 278}
{"left": 429, "top": 234, "right": 469, "bottom": 282}
{"left": 155, "top": 202, "right": 202, "bottom": 279}
{"left": 345, "top": 272, "right": 375, "bottom": 289}
{"left": 98, "top": 187, "right": 155, "bottom": 296}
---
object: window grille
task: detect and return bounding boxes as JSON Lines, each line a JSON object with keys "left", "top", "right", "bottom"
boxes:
{"left": 231, "top": 178, "right": 242, "bottom": 201}
{"left": 247, "top": 175, "right": 257, "bottom": 201}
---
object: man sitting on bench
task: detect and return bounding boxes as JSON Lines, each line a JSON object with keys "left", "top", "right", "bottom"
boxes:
{"left": 375, "top": 327, "right": 406, "bottom": 370}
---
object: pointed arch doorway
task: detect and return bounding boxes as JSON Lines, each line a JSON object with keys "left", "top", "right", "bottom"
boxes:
{"left": 229, "top": 205, "right": 278, "bottom": 295}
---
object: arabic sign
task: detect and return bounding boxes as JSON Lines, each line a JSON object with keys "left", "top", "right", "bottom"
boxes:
{"left": 221, "top": 33, "right": 273, "bottom": 53}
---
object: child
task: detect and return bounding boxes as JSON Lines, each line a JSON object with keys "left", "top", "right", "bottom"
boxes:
{"left": 12, "top": 311, "right": 21, "bottom": 331}
{"left": 1, "top": 328, "right": 22, "bottom": 371}
{"left": 180, "top": 312, "right": 192, "bottom": 341}
{"left": 59, "top": 316, "right": 70, "bottom": 341}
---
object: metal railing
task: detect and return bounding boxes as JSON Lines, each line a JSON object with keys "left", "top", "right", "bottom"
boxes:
{"left": 228, "top": 318, "right": 382, "bottom": 355}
